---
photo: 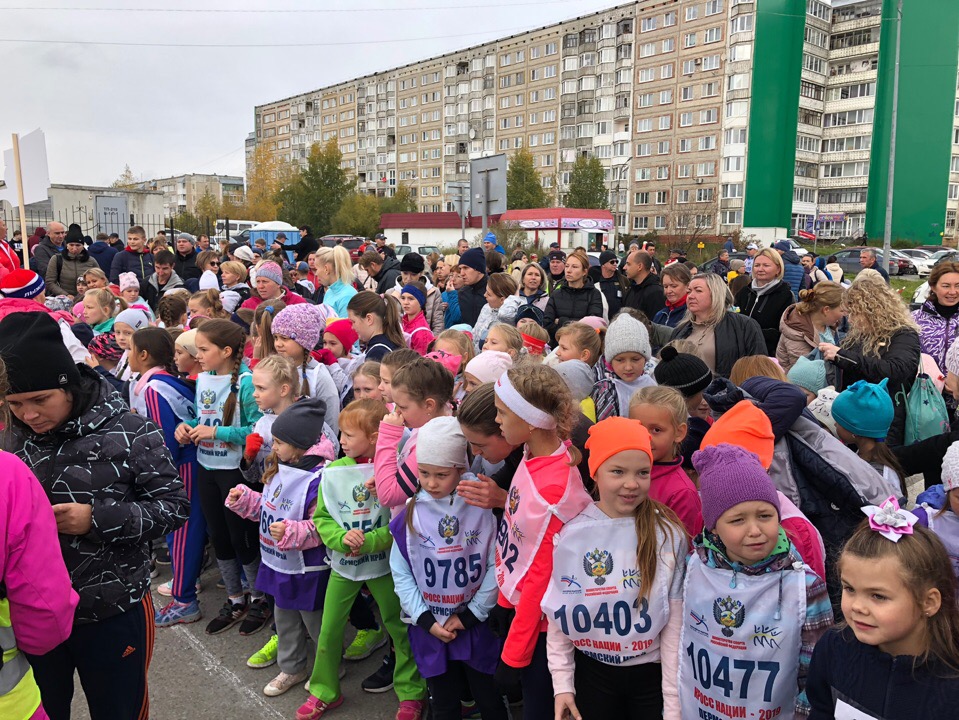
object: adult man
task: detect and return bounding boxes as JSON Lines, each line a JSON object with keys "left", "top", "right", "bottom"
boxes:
{"left": 744, "top": 242, "right": 759, "bottom": 274}
{"left": 545, "top": 249, "right": 567, "bottom": 294}
{"left": 0, "top": 218, "right": 22, "bottom": 279}
{"left": 801, "top": 253, "right": 829, "bottom": 287}
{"left": 373, "top": 232, "right": 396, "bottom": 260}
{"left": 46, "top": 234, "right": 97, "bottom": 297}
{"left": 589, "top": 250, "right": 629, "bottom": 316}
{"left": 33, "top": 221, "right": 66, "bottom": 275}
{"left": 142, "top": 249, "right": 186, "bottom": 310}
{"left": 772, "top": 240, "right": 808, "bottom": 300}
{"left": 358, "top": 250, "right": 402, "bottom": 295}
{"left": 643, "top": 240, "right": 663, "bottom": 274}
{"left": 622, "top": 250, "right": 666, "bottom": 320}
{"left": 666, "top": 247, "right": 688, "bottom": 266}
{"left": 456, "top": 238, "right": 469, "bottom": 256}
{"left": 173, "top": 233, "right": 203, "bottom": 285}
{"left": 481, "top": 231, "right": 505, "bottom": 255}
{"left": 197, "top": 234, "right": 211, "bottom": 251}
{"left": 87, "top": 232, "right": 117, "bottom": 274}
{"left": 723, "top": 236, "right": 735, "bottom": 253}
{"left": 109, "top": 225, "right": 155, "bottom": 283}
{"left": 457, "top": 247, "right": 488, "bottom": 326}
{"left": 107, "top": 232, "right": 124, "bottom": 251}
{"left": 539, "top": 241, "right": 562, "bottom": 273}
{"left": 272, "top": 225, "right": 318, "bottom": 263}
{"left": 859, "top": 247, "right": 890, "bottom": 283}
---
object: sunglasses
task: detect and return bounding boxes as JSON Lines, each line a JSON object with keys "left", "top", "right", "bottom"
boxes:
{"left": 208, "top": 261, "right": 219, "bottom": 267}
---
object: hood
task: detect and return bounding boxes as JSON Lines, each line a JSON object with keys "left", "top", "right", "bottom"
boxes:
{"left": 22, "top": 365, "right": 127, "bottom": 440}
{"left": 149, "top": 270, "right": 185, "bottom": 290}
{"left": 781, "top": 250, "right": 801, "bottom": 264}
{"left": 87, "top": 242, "right": 113, "bottom": 255}
{"left": 693, "top": 526, "right": 798, "bottom": 576}
{"left": 62, "top": 247, "right": 91, "bottom": 263}
{"left": 633, "top": 272, "right": 662, "bottom": 290}
{"left": 376, "top": 257, "right": 401, "bottom": 277}
{"left": 825, "top": 263, "right": 843, "bottom": 283}
{"left": 779, "top": 303, "right": 814, "bottom": 338}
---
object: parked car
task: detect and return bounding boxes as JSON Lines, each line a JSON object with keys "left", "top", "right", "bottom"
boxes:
{"left": 898, "top": 249, "right": 934, "bottom": 277}
{"left": 778, "top": 238, "right": 808, "bottom": 256}
{"left": 888, "top": 249, "right": 919, "bottom": 276}
{"left": 320, "top": 235, "right": 368, "bottom": 262}
{"left": 931, "top": 249, "right": 959, "bottom": 265}
{"left": 829, "top": 247, "right": 900, "bottom": 277}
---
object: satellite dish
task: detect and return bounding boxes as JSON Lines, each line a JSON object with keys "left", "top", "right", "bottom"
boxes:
{"left": 469, "top": 128, "right": 476, "bottom": 140}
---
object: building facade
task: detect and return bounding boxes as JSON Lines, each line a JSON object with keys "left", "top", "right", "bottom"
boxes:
{"left": 136, "top": 173, "right": 245, "bottom": 217}
{"left": 251, "top": 0, "right": 959, "bottom": 245}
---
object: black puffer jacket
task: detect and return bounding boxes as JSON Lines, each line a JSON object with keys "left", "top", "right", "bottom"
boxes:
{"left": 8, "top": 366, "right": 189, "bottom": 623}
{"left": 671, "top": 311, "right": 767, "bottom": 378}
{"left": 458, "top": 276, "right": 488, "bottom": 327}
{"left": 544, "top": 278, "right": 604, "bottom": 339}
{"left": 373, "top": 256, "right": 402, "bottom": 295}
{"left": 735, "top": 280, "right": 794, "bottom": 356}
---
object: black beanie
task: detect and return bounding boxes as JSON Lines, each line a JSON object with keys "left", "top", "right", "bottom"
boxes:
{"left": 0, "top": 312, "right": 82, "bottom": 394}
{"left": 271, "top": 397, "right": 327, "bottom": 450}
{"left": 400, "top": 252, "right": 425, "bottom": 274}
{"left": 653, "top": 345, "right": 712, "bottom": 398}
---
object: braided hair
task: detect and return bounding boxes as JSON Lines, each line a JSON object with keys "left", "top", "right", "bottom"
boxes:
{"left": 195, "top": 319, "right": 247, "bottom": 425}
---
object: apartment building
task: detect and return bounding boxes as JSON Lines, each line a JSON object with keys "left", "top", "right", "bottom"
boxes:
{"left": 251, "top": 0, "right": 959, "bottom": 244}
{"left": 136, "top": 173, "right": 245, "bottom": 216}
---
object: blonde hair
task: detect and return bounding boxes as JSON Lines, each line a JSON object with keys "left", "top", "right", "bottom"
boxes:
{"left": 729, "top": 355, "right": 788, "bottom": 386}
{"left": 86, "top": 288, "right": 125, "bottom": 318}
{"left": 754, "top": 248, "right": 784, "bottom": 278}
{"left": 352, "top": 360, "right": 381, "bottom": 385}
{"left": 842, "top": 275, "right": 919, "bottom": 358}
{"left": 220, "top": 260, "right": 248, "bottom": 283}
{"left": 83, "top": 267, "right": 109, "bottom": 285}
{"left": 190, "top": 289, "right": 229, "bottom": 319}
{"left": 556, "top": 322, "right": 604, "bottom": 366}
{"left": 252, "top": 301, "right": 286, "bottom": 359}
{"left": 314, "top": 246, "right": 354, "bottom": 287}
{"left": 487, "top": 323, "right": 524, "bottom": 359}
{"left": 433, "top": 329, "right": 475, "bottom": 373}
{"left": 681, "top": 273, "right": 732, "bottom": 326}
{"left": 797, "top": 280, "right": 843, "bottom": 316}
{"left": 253, "top": 355, "right": 299, "bottom": 397}
{"left": 629, "top": 384, "right": 688, "bottom": 426}
{"left": 503, "top": 364, "right": 581, "bottom": 466}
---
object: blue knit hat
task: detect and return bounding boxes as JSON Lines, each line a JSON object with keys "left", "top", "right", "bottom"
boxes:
{"left": 459, "top": 247, "right": 487, "bottom": 274}
{"left": 831, "top": 379, "right": 893, "bottom": 440}
{"left": 400, "top": 283, "right": 426, "bottom": 312}
{"left": 787, "top": 356, "right": 827, "bottom": 395}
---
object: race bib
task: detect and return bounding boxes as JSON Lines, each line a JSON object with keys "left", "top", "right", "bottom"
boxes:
{"left": 322, "top": 464, "right": 391, "bottom": 581}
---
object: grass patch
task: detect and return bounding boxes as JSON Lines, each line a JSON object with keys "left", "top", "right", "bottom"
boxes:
{"left": 891, "top": 276, "right": 924, "bottom": 303}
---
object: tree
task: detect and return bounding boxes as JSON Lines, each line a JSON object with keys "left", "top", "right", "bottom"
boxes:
{"left": 332, "top": 193, "right": 382, "bottom": 238}
{"left": 111, "top": 164, "right": 138, "bottom": 189}
{"left": 172, "top": 210, "right": 201, "bottom": 236}
{"left": 275, "top": 140, "right": 354, "bottom": 236}
{"left": 564, "top": 155, "right": 608, "bottom": 209}
{"left": 660, "top": 198, "right": 720, "bottom": 256}
{"left": 379, "top": 183, "right": 418, "bottom": 214}
{"left": 245, "top": 144, "right": 284, "bottom": 221}
{"left": 194, "top": 190, "right": 220, "bottom": 227}
{"left": 507, "top": 148, "right": 549, "bottom": 210}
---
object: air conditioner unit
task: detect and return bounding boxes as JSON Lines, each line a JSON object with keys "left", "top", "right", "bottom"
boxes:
{"left": 694, "top": 58, "right": 702, "bottom": 65}
{"left": 696, "top": 178, "right": 704, "bottom": 184}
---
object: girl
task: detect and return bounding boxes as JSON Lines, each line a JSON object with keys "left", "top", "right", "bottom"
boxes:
{"left": 300, "top": 399, "right": 428, "bottom": 720}
{"left": 197, "top": 249, "right": 221, "bottom": 291}
{"left": 473, "top": 274, "right": 517, "bottom": 351}
{"left": 241, "top": 354, "right": 300, "bottom": 486}
{"left": 482, "top": 322, "right": 524, "bottom": 360}
{"left": 629, "top": 384, "right": 704, "bottom": 537}
{"left": 554, "top": 321, "right": 603, "bottom": 367}
{"left": 807, "top": 503, "right": 959, "bottom": 718}
{"left": 127, "top": 328, "right": 207, "bottom": 628}
{"left": 352, "top": 361, "right": 383, "bottom": 402}
{"left": 832, "top": 379, "right": 907, "bottom": 495}
{"left": 389, "top": 416, "right": 507, "bottom": 720}
{"left": 729, "top": 355, "right": 789, "bottom": 386}
{"left": 915, "top": 441, "right": 959, "bottom": 578}
{"left": 113, "top": 307, "right": 151, "bottom": 381}
{"left": 456, "top": 382, "right": 520, "bottom": 506}
{"left": 83, "top": 287, "right": 125, "bottom": 334}
{"left": 324, "top": 318, "right": 361, "bottom": 402}
{"left": 463, "top": 350, "right": 513, "bottom": 394}
{"left": 226, "top": 398, "right": 334, "bottom": 697}
{"left": 378, "top": 348, "right": 421, "bottom": 404}
{"left": 432, "top": 328, "right": 475, "bottom": 401}
{"left": 399, "top": 282, "right": 435, "bottom": 356}
{"left": 189, "top": 288, "right": 229, "bottom": 322}
{"left": 174, "top": 329, "right": 202, "bottom": 378}
{"left": 270, "top": 304, "right": 341, "bottom": 435}
{"left": 347, "top": 290, "right": 406, "bottom": 363}
{"left": 220, "top": 260, "right": 252, "bottom": 305}
{"left": 682, "top": 444, "right": 833, "bottom": 719}
{"left": 118, "top": 272, "right": 153, "bottom": 318}
{"left": 85, "top": 331, "right": 125, "bottom": 393}
{"left": 489, "top": 364, "right": 593, "bottom": 718}
{"left": 651, "top": 345, "right": 714, "bottom": 466}
{"left": 544, "top": 418, "right": 687, "bottom": 720}
{"left": 519, "top": 323, "right": 548, "bottom": 362}
{"left": 173, "top": 319, "right": 269, "bottom": 637}
{"left": 592, "top": 312, "right": 656, "bottom": 420}
{"left": 157, "top": 293, "right": 188, "bottom": 330}
{"left": 252, "top": 300, "right": 286, "bottom": 361}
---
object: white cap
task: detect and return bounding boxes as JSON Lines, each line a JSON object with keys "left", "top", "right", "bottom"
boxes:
{"left": 416, "top": 416, "right": 468, "bottom": 469}
{"left": 942, "top": 441, "right": 959, "bottom": 493}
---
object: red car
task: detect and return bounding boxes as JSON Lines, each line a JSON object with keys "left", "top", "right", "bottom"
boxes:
{"left": 319, "top": 235, "right": 368, "bottom": 263}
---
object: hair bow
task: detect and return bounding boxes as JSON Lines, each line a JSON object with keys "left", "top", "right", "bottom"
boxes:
{"left": 861, "top": 496, "right": 918, "bottom": 542}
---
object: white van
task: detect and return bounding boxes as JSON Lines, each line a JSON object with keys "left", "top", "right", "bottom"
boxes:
{"left": 214, "top": 219, "right": 259, "bottom": 240}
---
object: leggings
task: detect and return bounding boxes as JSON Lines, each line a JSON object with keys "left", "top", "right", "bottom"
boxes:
{"left": 573, "top": 651, "right": 663, "bottom": 720}
{"left": 518, "top": 632, "right": 554, "bottom": 720}
{"left": 197, "top": 466, "right": 260, "bottom": 565}
{"left": 428, "top": 661, "right": 507, "bottom": 720}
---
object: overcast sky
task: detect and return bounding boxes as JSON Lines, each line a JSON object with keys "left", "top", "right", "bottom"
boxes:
{"left": 1, "top": 0, "right": 621, "bottom": 187}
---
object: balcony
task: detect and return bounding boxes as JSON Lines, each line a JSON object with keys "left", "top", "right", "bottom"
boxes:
{"left": 614, "top": 105, "right": 631, "bottom": 120}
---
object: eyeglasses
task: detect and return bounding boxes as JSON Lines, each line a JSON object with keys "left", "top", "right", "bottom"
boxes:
{"left": 208, "top": 261, "right": 219, "bottom": 267}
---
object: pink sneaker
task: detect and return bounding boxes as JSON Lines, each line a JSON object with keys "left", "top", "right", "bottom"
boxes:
{"left": 295, "top": 695, "right": 343, "bottom": 720}
{"left": 395, "top": 699, "right": 426, "bottom": 720}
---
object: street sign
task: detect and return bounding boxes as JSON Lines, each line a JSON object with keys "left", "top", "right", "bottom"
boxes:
{"left": 797, "top": 230, "right": 816, "bottom": 241}
{"left": 469, "top": 154, "right": 508, "bottom": 218}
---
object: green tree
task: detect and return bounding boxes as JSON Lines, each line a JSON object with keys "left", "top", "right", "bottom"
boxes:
{"left": 194, "top": 190, "right": 220, "bottom": 227}
{"left": 245, "top": 144, "right": 284, "bottom": 221}
{"left": 332, "top": 193, "right": 382, "bottom": 238}
{"left": 172, "top": 210, "right": 201, "bottom": 236}
{"left": 507, "top": 148, "right": 549, "bottom": 210}
{"left": 111, "top": 164, "right": 138, "bottom": 189}
{"left": 275, "top": 140, "right": 354, "bottom": 236}
{"left": 564, "top": 155, "right": 608, "bottom": 209}
{"left": 379, "top": 183, "right": 418, "bottom": 214}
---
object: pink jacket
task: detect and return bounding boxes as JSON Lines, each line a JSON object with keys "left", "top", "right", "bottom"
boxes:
{"left": 401, "top": 311, "right": 434, "bottom": 357}
{"left": 0, "top": 452, "right": 78, "bottom": 655}
{"left": 778, "top": 491, "right": 827, "bottom": 581}
{"left": 649, "top": 458, "right": 704, "bottom": 538}
{"left": 240, "top": 287, "right": 308, "bottom": 312}
{"left": 373, "top": 422, "right": 418, "bottom": 509}
{"left": 227, "top": 485, "right": 321, "bottom": 552}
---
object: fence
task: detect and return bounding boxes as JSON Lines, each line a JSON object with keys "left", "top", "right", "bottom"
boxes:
{"left": 0, "top": 206, "right": 217, "bottom": 241}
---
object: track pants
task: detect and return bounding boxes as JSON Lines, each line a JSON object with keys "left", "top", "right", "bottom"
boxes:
{"left": 167, "top": 461, "right": 207, "bottom": 604}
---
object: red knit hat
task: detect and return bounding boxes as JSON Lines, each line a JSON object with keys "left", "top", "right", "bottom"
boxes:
{"left": 700, "top": 400, "right": 775, "bottom": 470}
{"left": 324, "top": 318, "right": 358, "bottom": 351}
{"left": 0, "top": 269, "right": 45, "bottom": 299}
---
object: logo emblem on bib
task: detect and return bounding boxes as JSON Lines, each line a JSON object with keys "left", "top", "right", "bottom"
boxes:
{"left": 464, "top": 529, "right": 482, "bottom": 546}
{"left": 583, "top": 548, "right": 614, "bottom": 585}
{"left": 438, "top": 514, "right": 460, "bottom": 544}
{"left": 508, "top": 486, "right": 520, "bottom": 515}
{"left": 713, "top": 596, "right": 746, "bottom": 637}
{"left": 271, "top": 483, "right": 283, "bottom": 502}
{"left": 200, "top": 389, "right": 216, "bottom": 407}
{"left": 352, "top": 484, "right": 371, "bottom": 507}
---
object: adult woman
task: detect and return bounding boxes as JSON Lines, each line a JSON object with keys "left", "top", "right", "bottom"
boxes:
{"left": 671, "top": 272, "right": 766, "bottom": 378}
{"left": 0, "top": 312, "right": 188, "bottom": 719}
{"left": 652, "top": 262, "right": 691, "bottom": 328}
{"left": 544, "top": 250, "right": 603, "bottom": 340}
{"left": 196, "top": 249, "right": 221, "bottom": 291}
{"left": 734, "top": 248, "right": 794, "bottom": 356}
{"left": 45, "top": 235, "right": 99, "bottom": 299}
{"left": 912, "top": 261, "right": 959, "bottom": 374}
{"left": 82, "top": 268, "right": 110, "bottom": 291}
{"left": 314, "top": 245, "right": 357, "bottom": 318}
{"left": 239, "top": 260, "right": 308, "bottom": 310}
{"left": 509, "top": 250, "right": 528, "bottom": 284}
{"left": 500, "top": 262, "right": 549, "bottom": 325}
{"left": 776, "top": 281, "right": 844, "bottom": 372}
{"left": 819, "top": 275, "right": 921, "bottom": 446}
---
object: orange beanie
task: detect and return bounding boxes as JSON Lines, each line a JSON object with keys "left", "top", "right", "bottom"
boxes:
{"left": 585, "top": 417, "right": 653, "bottom": 477}
{"left": 700, "top": 400, "right": 775, "bottom": 470}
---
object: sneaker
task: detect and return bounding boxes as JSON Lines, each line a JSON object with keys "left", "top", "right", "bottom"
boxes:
{"left": 205, "top": 598, "right": 248, "bottom": 635}
{"left": 247, "top": 634, "right": 279, "bottom": 669}
{"left": 149, "top": 558, "right": 159, "bottom": 579}
{"left": 343, "top": 628, "right": 387, "bottom": 661}
{"left": 461, "top": 701, "right": 481, "bottom": 719}
{"left": 156, "top": 580, "right": 202, "bottom": 597}
{"left": 264, "top": 670, "right": 309, "bottom": 697}
{"left": 295, "top": 695, "right": 343, "bottom": 720}
{"left": 155, "top": 544, "right": 171, "bottom": 566}
{"left": 154, "top": 599, "right": 201, "bottom": 627}
{"left": 303, "top": 666, "right": 344, "bottom": 691}
{"left": 238, "top": 597, "right": 273, "bottom": 636}
{"left": 396, "top": 700, "right": 426, "bottom": 720}
{"left": 361, "top": 653, "right": 395, "bottom": 694}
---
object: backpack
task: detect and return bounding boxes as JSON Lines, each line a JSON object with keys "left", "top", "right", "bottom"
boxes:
{"left": 904, "top": 373, "right": 950, "bottom": 445}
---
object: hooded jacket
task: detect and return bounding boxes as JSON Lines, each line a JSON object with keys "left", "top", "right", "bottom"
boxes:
{"left": 735, "top": 279, "right": 795, "bottom": 356}
{"left": 7, "top": 366, "right": 189, "bottom": 624}
{"left": 142, "top": 270, "right": 187, "bottom": 310}
{"left": 912, "top": 299, "right": 959, "bottom": 375}
{"left": 45, "top": 247, "right": 99, "bottom": 297}
{"left": 776, "top": 304, "right": 818, "bottom": 373}
{"left": 86, "top": 240, "right": 118, "bottom": 275}
{"left": 372, "top": 256, "right": 402, "bottom": 295}
{"left": 109, "top": 247, "right": 155, "bottom": 284}
{"left": 544, "top": 278, "right": 604, "bottom": 337}
{"left": 780, "top": 250, "right": 806, "bottom": 301}
{"left": 623, "top": 271, "right": 667, "bottom": 321}
{"left": 31, "top": 237, "right": 61, "bottom": 276}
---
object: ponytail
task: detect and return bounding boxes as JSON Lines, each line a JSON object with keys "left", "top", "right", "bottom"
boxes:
{"left": 347, "top": 291, "right": 407, "bottom": 349}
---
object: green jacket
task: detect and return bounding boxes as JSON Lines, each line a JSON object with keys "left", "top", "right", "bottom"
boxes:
{"left": 312, "top": 457, "right": 393, "bottom": 556}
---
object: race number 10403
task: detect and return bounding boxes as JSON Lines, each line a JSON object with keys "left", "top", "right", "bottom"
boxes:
{"left": 685, "top": 643, "right": 781, "bottom": 703}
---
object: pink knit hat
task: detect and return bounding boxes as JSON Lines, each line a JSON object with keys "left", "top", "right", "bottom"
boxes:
{"left": 464, "top": 350, "right": 513, "bottom": 384}
{"left": 271, "top": 304, "right": 325, "bottom": 352}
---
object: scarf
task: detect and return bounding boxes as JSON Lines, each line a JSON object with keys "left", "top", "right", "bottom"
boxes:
{"left": 666, "top": 293, "right": 688, "bottom": 310}
{"left": 750, "top": 277, "right": 782, "bottom": 297}
{"left": 701, "top": 526, "right": 791, "bottom": 568}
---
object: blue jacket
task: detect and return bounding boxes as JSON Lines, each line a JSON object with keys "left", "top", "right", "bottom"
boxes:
{"left": 87, "top": 241, "right": 118, "bottom": 275}
{"left": 442, "top": 289, "right": 461, "bottom": 327}
{"left": 780, "top": 250, "right": 805, "bottom": 302}
{"left": 109, "top": 248, "right": 155, "bottom": 283}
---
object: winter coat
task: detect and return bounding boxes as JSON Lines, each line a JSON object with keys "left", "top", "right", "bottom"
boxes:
{"left": 471, "top": 303, "right": 504, "bottom": 351}
{"left": 588, "top": 267, "right": 630, "bottom": 317}
{"left": 780, "top": 250, "right": 806, "bottom": 301}
{"left": 31, "top": 237, "right": 61, "bottom": 275}
{"left": 671, "top": 311, "right": 767, "bottom": 378}
{"left": 912, "top": 300, "right": 959, "bottom": 375}
{"left": 498, "top": 291, "right": 549, "bottom": 326}
{"left": 86, "top": 240, "right": 117, "bottom": 275}
{"left": 442, "top": 289, "right": 461, "bottom": 327}
{"left": 622, "top": 272, "right": 666, "bottom": 321}
{"left": 776, "top": 304, "right": 818, "bottom": 372}
{"left": 7, "top": 366, "right": 189, "bottom": 624}
{"left": 173, "top": 249, "right": 202, "bottom": 283}
{"left": 388, "top": 279, "right": 446, "bottom": 335}
{"left": 239, "top": 286, "right": 309, "bottom": 311}
{"left": 832, "top": 327, "right": 921, "bottom": 447}
{"left": 735, "top": 279, "right": 794, "bottom": 356}
{"left": 45, "top": 248, "right": 99, "bottom": 297}
{"left": 109, "top": 248, "right": 155, "bottom": 284}
{"left": 322, "top": 279, "right": 358, "bottom": 320}
{"left": 544, "top": 279, "right": 604, "bottom": 339}
{"left": 0, "top": 240, "right": 21, "bottom": 281}
{"left": 652, "top": 299, "right": 687, "bottom": 328}
{"left": 458, "top": 276, "right": 488, "bottom": 327}
{"left": 142, "top": 270, "right": 187, "bottom": 311}
{"left": 402, "top": 311, "right": 435, "bottom": 356}
{"left": 372, "top": 256, "right": 402, "bottom": 295}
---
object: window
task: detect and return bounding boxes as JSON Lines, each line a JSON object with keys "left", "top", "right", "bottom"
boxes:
{"left": 830, "top": 29, "right": 875, "bottom": 51}
{"left": 596, "top": 144, "right": 611, "bottom": 158}
{"left": 641, "top": 17, "right": 658, "bottom": 32}
{"left": 659, "top": 115, "right": 672, "bottom": 130}
{"left": 660, "top": 89, "right": 674, "bottom": 104}
{"left": 730, "top": 43, "right": 752, "bottom": 62}
{"left": 807, "top": 0, "right": 831, "bottom": 22}
{"left": 635, "top": 192, "right": 650, "bottom": 205}
{"left": 722, "top": 210, "right": 743, "bottom": 225}
{"left": 796, "top": 134, "right": 821, "bottom": 152}
{"left": 680, "top": 112, "right": 694, "bottom": 127}
{"left": 701, "top": 109, "right": 718, "bottom": 124}
{"left": 685, "top": 6, "right": 699, "bottom": 21}
{"left": 825, "top": 82, "right": 876, "bottom": 101}
{"left": 949, "top": 184, "right": 959, "bottom": 200}
{"left": 722, "top": 183, "right": 744, "bottom": 199}
{"left": 823, "top": 109, "right": 874, "bottom": 127}
{"left": 697, "top": 188, "right": 714, "bottom": 202}
{"left": 661, "top": 63, "right": 675, "bottom": 79}
{"left": 684, "top": 33, "right": 697, "bottom": 49}
{"left": 681, "top": 86, "right": 694, "bottom": 101}
{"left": 546, "top": 42, "right": 557, "bottom": 55}
{"left": 614, "top": 141, "right": 629, "bottom": 157}
{"left": 800, "top": 80, "right": 824, "bottom": 101}
{"left": 633, "top": 216, "right": 649, "bottom": 230}
{"left": 728, "top": 73, "right": 749, "bottom": 91}
{"left": 636, "top": 143, "right": 652, "bottom": 157}
{"left": 662, "top": 38, "right": 675, "bottom": 52}
{"left": 951, "top": 156, "right": 959, "bottom": 173}
{"left": 730, "top": 15, "right": 753, "bottom": 34}
{"left": 637, "top": 118, "right": 653, "bottom": 132}
{"left": 655, "top": 216, "right": 667, "bottom": 230}
{"left": 656, "top": 190, "right": 669, "bottom": 204}
{"left": 822, "top": 161, "right": 870, "bottom": 178}
{"left": 697, "top": 161, "right": 716, "bottom": 176}
{"left": 819, "top": 188, "right": 867, "bottom": 205}
{"left": 544, "top": 132, "right": 556, "bottom": 144}
{"left": 636, "top": 167, "right": 651, "bottom": 181}
{"left": 704, "top": 27, "right": 722, "bottom": 43}
{"left": 544, "top": 64, "right": 557, "bottom": 78}
{"left": 805, "top": 26, "right": 828, "bottom": 48}
{"left": 726, "top": 101, "right": 749, "bottom": 117}
{"left": 543, "top": 109, "right": 556, "bottom": 122}
{"left": 794, "top": 187, "right": 817, "bottom": 203}
{"left": 658, "top": 140, "right": 671, "bottom": 154}
{"left": 702, "top": 81, "right": 719, "bottom": 97}
{"left": 638, "top": 93, "right": 654, "bottom": 108}
{"left": 657, "top": 165, "right": 670, "bottom": 180}
{"left": 699, "top": 135, "right": 716, "bottom": 150}
{"left": 678, "top": 163, "right": 693, "bottom": 177}
{"left": 682, "top": 60, "right": 696, "bottom": 75}
{"left": 677, "top": 189, "right": 691, "bottom": 204}
{"left": 641, "top": 43, "right": 656, "bottom": 58}
{"left": 724, "top": 156, "right": 744, "bottom": 172}
{"left": 803, "top": 54, "right": 826, "bottom": 75}
{"left": 664, "top": 10, "right": 677, "bottom": 26}
{"left": 564, "top": 57, "right": 578, "bottom": 72}
{"left": 705, "top": 0, "right": 723, "bottom": 15}
{"left": 639, "top": 68, "right": 655, "bottom": 83}
{"left": 702, "top": 55, "right": 721, "bottom": 71}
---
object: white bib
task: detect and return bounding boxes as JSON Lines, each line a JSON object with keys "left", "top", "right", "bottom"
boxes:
{"left": 406, "top": 491, "right": 496, "bottom": 625}
{"left": 195, "top": 371, "right": 251, "bottom": 470}
{"left": 260, "top": 464, "right": 328, "bottom": 575}
{"left": 679, "top": 553, "right": 806, "bottom": 720}
{"left": 541, "top": 514, "right": 673, "bottom": 665}
{"left": 925, "top": 506, "right": 959, "bottom": 577}
{"left": 321, "top": 464, "right": 391, "bottom": 581}
{"left": 494, "top": 448, "right": 592, "bottom": 605}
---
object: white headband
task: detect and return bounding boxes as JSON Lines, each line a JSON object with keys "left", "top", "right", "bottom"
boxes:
{"left": 494, "top": 373, "right": 557, "bottom": 430}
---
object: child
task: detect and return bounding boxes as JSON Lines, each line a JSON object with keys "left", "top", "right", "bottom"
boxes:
{"left": 399, "top": 282, "right": 435, "bottom": 356}
{"left": 652, "top": 345, "right": 713, "bottom": 465}
{"left": 463, "top": 350, "right": 513, "bottom": 394}
{"left": 832, "top": 379, "right": 907, "bottom": 495}
{"left": 351, "top": 361, "right": 383, "bottom": 402}
{"left": 519, "top": 324, "right": 548, "bottom": 363}
{"left": 226, "top": 398, "right": 334, "bottom": 697}
{"left": 389, "top": 416, "right": 507, "bottom": 720}
{"left": 173, "top": 319, "right": 269, "bottom": 636}
{"left": 490, "top": 365, "right": 593, "bottom": 717}
{"left": 347, "top": 290, "right": 406, "bottom": 362}
{"left": 294, "top": 261, "right": 316, "bottom": 296}
{"left": 482, "top": 323, "right": 523, "bottom": 360}
{"left": 629, "top": 384, "right": 704, "bottom": 537}
{"left": 473, "top": 274, "right": 517, "bottom": 350}
{"left": 126, "top": 328, "right": 207, "bottom": 627}
{"left": 554, "top": 321, "right": 603, "bottom": 368}
{"left": 592, "top": 312, "right": 656, "bottom": 420}
{"left": 806, "top": 501, "right": 959, "bottom": 717}
{"left": 915, "top": 441, "right": 959, "bottom": 578}
{"left": 157, "top": 294, "right": 188, "bottom": 330}
{"left": 189, "top": 288, "right": 229, "bottom": 322}
{"left": 83, "top": 287, "right": 125, "bottom": 334}
{"left": 544, "top": 418, "right": 687, "bottom": 720}
{"left": 85, "top": 332, "right": 125, "bottom": 392}
{"left": 112, "top": 307, "right": 151, "bottom": 381}
{"left": 786, "top": 356, "right": 828, "bottom": 405}
{"left": 433, "top": 329, "right": 475, "bottom": 400}
{"left": 174, "top": 329, "right": 202, "bottom": 378}
{"left": 299, "top": 400, "right": 428, "bottom": 720}
{"left": 118, "top": 271, "right": 154, "bottom": 319}
{"left": 377, "top": 348, "right": 420, "bottom": 404}
{"left": 241, "top": 355, "right": 300, "bottom": 486}
{"left": 323, "top": 318, "right": 361, "bottom": 402}
{"left": 681, "top": 444, "right": 834, "bottom": 719}
{"left": 270, "top": 304, "right": 341, "bottom": 435}
{"left": 252, "top": 301, "right": 286, "bottom": 361}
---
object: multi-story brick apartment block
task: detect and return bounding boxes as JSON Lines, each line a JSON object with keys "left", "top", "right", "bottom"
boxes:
{"left": 251, "top": 0, "right": 959, "bottom": 245}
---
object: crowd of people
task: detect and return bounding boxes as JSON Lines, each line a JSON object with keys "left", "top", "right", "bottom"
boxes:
{"left": 0, "top": 219, "right": 958, "bottom": 720}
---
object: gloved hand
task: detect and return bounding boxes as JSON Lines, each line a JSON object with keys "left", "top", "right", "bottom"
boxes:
{"left": 244, "top": 433, "right": 264, "bottom": 461}
{"left": 313, "top": 348, "right": 338, "bottom": 366}
{"left": 487, "top": 604, "right": 515, "bottom": 638}
{"left": 493, "top": 660, "right": 523, "bottom": 697}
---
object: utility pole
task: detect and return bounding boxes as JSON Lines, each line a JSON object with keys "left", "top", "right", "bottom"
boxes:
{"left": 882, "top": 0, "right": 903, "bottom": 267}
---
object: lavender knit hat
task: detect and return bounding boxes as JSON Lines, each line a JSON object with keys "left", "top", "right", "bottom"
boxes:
{"left": 271, "top": 304, "right": 325, "bottom": 352}
{"left": 256, "top": 261, "right": 284, "bottom": 287}
{"left": 693, "top": 443, "right": 781, "bottom": 530}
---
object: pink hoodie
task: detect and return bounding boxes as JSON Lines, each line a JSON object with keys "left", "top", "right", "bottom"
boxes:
{"left": 0, "top": 452, "right": 78, "bottom": 656}
{"left": 649, "top": 457, "right": 704, "bottom": 538}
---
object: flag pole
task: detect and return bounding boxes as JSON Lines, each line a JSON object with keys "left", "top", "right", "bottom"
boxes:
{"left": 11, "top": 133, "right": 30, "bottom": 268}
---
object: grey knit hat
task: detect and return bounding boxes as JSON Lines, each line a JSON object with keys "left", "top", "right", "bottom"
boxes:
{"left": 417, "top": 416, "right": 468, "bottom": 468}
{"left": 604, "top": 313, "right": 652, "bottom": 363}
{"left": 555, "top": 360, "right": 595, "bottom": 403}
{"left": 271, "top": 397, "right": 327, "bottom": 450}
